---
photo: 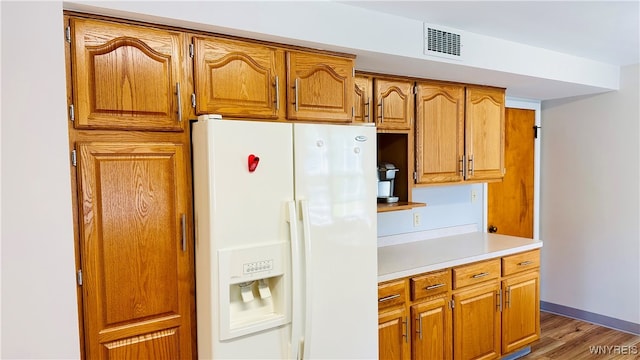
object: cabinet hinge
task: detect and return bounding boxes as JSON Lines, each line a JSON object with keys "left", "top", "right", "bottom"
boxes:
{"left": 71, "top": 149, "right": 77, "bottom": 167}
{"left": 352, "top": 67, "right": 355, "bottom": 77}
{"left": 449, "top": 299, "right": 455, "bottom": 309}
{"left": 412, "top": 85, "right": 417, "bottom": 95}
{"left": 413, "top": 171, "right": 417, "bottom": 181}
{"left": 76, "top": 269, "right": 83, "bottom": 286}
{"left": 69, "top": 104, "right": 75, "bottom": 122}
{"left": 65, "top": 26, "right": 71, "bottom": 43}
{"left": 191, "top": 93, "right": 196, "bottom": 108}
{"left": 189, "top": 43, "right": 194, "bottom": 58}
{"left": 352, "top": 106, "right": 355, "bottom": 118}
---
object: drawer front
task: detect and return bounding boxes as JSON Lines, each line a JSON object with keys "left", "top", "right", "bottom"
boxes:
{"left": 378, "top": 279, "right": 406, "bottom": 309}
{"left": 411, "top": 270, "right": 450, "bottom": 300}
{"left": 453, "top": 259, "right": 500, "bottom": 289}
{"left": 502, "top": 249, "right": 540, "bottom": 276}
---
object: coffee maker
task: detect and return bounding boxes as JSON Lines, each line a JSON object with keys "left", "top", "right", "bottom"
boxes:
{"left": 377, "top": 162, "right": 399, "bottom": 203}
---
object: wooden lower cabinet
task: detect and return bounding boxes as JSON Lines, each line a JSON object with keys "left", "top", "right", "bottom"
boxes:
{"left": 411, "top": 297, "right": 452, "bottom": 360}
{"left": 378, "top": 250, "right": 540, "bottom": 360}
{"left": 379, "top": 307, "right": 411, "bottom": 360}
{"left": 452, "top": 281, "right": 501, "bottom": 360}
{"left": 501, "top": 271, "right": 540, "bottom": 354}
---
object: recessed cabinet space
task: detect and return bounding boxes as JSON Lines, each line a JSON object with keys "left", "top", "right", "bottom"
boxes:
{"left": 374, "top": 77, "right": 414, "bottom": 131}
{"left": 377, "top": 133, "right": 426, "bottom": 212}
{"left": 415, "top": 82, "right": 505, "bottom": 185}
{"left": 192, "top": 35, "right": 286, "bottom": 120}
{"left": 286, "top": 51, "right": 355, "bottom": 123}
{"left": 69, "top": 18, "right": 188, "bottom": 131}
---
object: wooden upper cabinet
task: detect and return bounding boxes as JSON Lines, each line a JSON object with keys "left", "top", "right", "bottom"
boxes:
{"left": 70, "top": 18, "right": 186, "bottom": 131}
{"left": 193, "top": 36, "right": 285, "bottom": 119}
{"left": 354, "top": 75, "right": 373, "bottom": 124}
{"left": 76, "top": 141, "right": 193, "bottom": 359}
{"left": 465, "top": 86, "right": 505, "bottom": 181}
{"left": 374, "top": 78, "right": 414, "bottom": 131}
{"left": 415, "top": 82, "right": 465, "bottom": 184}
{"left": 286, "top": 51, "right": 354, "bottom": 122}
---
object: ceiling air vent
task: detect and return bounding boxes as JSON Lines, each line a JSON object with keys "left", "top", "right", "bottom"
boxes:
{"left": 424, "top": 23, "right": 464, "bottom": 61}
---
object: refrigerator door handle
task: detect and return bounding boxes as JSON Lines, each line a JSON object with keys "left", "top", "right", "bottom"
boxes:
{"left": 287, "top": 200, "right": 304, "bottom": 360}
{"left": 299, "top": 199, "right": 313, "bottom": 359}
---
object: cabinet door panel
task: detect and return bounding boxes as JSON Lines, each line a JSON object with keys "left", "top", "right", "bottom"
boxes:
{"left": 77, "top": 142, "right": 192, "bottom": 360}
{"left": 416, "top": 83, "right": 465, "bottom": 183}
{"left": 465, "top": 86, "right": 505, "bottom": 180}
{"left": 453, "top": 282, "right": 501, "bottom": 360}
{"left": 354, "top": 75, "right": 373, "bottom": 123}
{"left": 375, "top": 79, "right": 414, "bottom": 131}
{"left": 502, "top": 272, "right": 540, "bottom": 354}
{"left": 412, "top": 297, "right": 452, "bottom": 360}
{"left": 287, "top": 51, "right": 354, "bottom": 122}
{"left": 71, "top": 19, "right": 184, "bottom": 131}
{"left": 193, "top": 36, "right": 284, "bottom": 119}
{"left": 379, "top": 307, "right": 410, "bottom": 360}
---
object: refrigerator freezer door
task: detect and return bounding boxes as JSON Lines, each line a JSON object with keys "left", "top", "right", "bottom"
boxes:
{"left": 192, "top": 119, "right": 294, "bottom": 359}
{"left": 293, "top": 123, "right": 378, "bottom": 359}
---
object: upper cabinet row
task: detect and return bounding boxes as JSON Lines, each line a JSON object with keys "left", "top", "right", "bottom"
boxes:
{"left": 69, "top": 17, "right": 354, "bottom": 131}
{"left": 355, "top": 74, "right": 505, "bottom": 187}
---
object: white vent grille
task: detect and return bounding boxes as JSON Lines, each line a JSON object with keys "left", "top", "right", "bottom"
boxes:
{"left": 424, "top": 23, "right": 464, "bottom": 60}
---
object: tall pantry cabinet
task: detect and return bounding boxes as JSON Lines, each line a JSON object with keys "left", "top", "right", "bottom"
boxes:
{"left": 65, "top": 16, "right": 195, "bottom": 359}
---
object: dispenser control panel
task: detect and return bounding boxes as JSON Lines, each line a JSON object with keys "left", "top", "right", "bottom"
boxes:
{"left": 243, "top": 260, "right": 273, "bottom": 274}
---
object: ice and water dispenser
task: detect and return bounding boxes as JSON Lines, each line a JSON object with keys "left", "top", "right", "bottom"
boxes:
{"left": 217, "top": 242, "right": 290, "bottom": 340}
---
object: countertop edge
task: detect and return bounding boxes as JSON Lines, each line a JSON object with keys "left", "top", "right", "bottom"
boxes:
{"left": 377, "top": 241, "right": 542, "bottom": 283}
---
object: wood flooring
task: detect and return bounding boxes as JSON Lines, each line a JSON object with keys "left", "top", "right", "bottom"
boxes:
{"left": 525, "top": 311, "right": 640, "bottom": 359}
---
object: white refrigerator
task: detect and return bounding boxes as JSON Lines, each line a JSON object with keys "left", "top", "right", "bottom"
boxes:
{"left": 192, "top": 115, "right": 378, "bottom": 359}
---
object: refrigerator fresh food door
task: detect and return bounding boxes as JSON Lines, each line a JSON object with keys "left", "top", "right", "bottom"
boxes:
{"left": 293, "top": 123, "right": 379, "bottom": 359}
{"left": 192, "top": 118, "right": 294, "bottom": 359}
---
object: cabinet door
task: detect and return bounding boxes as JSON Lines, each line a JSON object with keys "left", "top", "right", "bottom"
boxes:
{"left": 502, "top": 271, "right": 540, "bottom": 354}
{"left": 354, "top": 75, "right": 373, "bottom": 123}
{"left": 465, "top": 86, "right": 505, "bottom": 181}
{"left": 374, "top": 79, "right": 414, "bottom": 131}
{"left": 70, "top": 18, "right": 185, "bottom": 131}
{"left": 286, "top": 51, "right": 354, "bottom": 122}
{"left": 411, "top": 297, "right": 453, "bottom": 360}
{"left": 193, "top": 36, "right": 285, "bottom": 119}
{"left": 415, "top": 83, "right": 465, "bottom": 184}
{"left": 76, "top": 142, "right": 193, "bottom": 360}
{"left": 379, "top": 307, "right": 411, "bottom": 360}
{"left": 453, "top": 282, "right": 501, "bottom": 360}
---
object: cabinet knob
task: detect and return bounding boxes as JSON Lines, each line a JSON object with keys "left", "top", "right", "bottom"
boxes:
{"left": 488, "top": 225, "right": 498, "bottom": 233}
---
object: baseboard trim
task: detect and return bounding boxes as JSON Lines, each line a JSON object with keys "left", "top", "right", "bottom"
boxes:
{"left": 541, "top": 301, "right": 640, "bottom": 335}
{"left": 501, "top": 346, "right": 530, "bottom": 360}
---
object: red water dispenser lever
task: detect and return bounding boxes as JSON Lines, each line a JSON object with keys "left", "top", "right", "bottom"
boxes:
{"left": 248, "top": 154, "right": 260, "bottom": 172}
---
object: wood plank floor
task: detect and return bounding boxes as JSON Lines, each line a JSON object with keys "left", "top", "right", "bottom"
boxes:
{"left": 525, "top": 311, "right": 640, "bottom": 359}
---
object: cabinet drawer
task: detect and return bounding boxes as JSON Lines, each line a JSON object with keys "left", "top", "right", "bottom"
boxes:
{"left": 502, "top": 250, "right": 540, "bottom": 276}
{"left": 410, "top": 270, "right": 450, "bottom": 301}
{"left": 453, "top": 259, "right": 500, "bottom": 289}
{"left": 378, "top": 279, "right": 406, "bottom": 309}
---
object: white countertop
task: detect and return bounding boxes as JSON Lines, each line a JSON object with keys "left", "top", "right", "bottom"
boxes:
{"left": 377, "top": 231, "right": 543, "bottom": 282}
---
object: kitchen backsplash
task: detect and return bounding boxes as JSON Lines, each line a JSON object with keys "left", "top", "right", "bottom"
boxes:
{"left": 377, "top": 183, "right": 484, "bottom": 237}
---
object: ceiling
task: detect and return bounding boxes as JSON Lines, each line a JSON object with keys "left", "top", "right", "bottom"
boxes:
{"left": 339, "top": 1, "right": 640, "bottom": 66}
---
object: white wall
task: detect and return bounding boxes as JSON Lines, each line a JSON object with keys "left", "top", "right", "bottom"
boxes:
{"left": 1, "top": 2, "right": 81, "bottom": 358}
{"left": 540, "top": 64, "right": 640, "bottom": 326}
{"left": 64, "top": 1, "right": 619, "bottom": 100}
{"left": 378, "top": 184, "right": 484, "bottom": 237}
